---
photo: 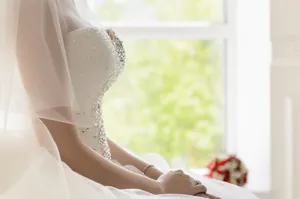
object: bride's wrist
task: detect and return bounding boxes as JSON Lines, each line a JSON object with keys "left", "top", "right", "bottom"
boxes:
{"left": 142, "top": 179, "right": 164, "bottom": 195}
{"left": 144, "top": 165, "right": 163, "bottom": 180}
{"left": 137, "top": 174, "right": 164, "bottom": 194}
{"left": 152, "top": 181, "right": 164, "bottom": 194}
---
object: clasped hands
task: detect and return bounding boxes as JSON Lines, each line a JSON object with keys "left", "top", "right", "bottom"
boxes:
{"left": 157, "top": 170, "right": 220, "bottom": 199}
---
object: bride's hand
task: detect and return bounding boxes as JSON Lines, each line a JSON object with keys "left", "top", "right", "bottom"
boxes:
{"left": 157, "top": 170, "right": 207, "bottom": 195}
{"left": 193, "top": 179, "right": 221, "bottom": 199}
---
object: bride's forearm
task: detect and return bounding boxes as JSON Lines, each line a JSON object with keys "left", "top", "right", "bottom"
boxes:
{"left": 64, "top": 142, "right": 163, "bottom": 194}
{"left": 40, "top": 119, "right": 162, "bottom": 194}
{"left": 108, "top": 139, "right": 163, "bottom": 180}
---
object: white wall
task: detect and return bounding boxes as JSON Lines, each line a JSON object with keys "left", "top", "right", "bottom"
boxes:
{"left": 271, "top": 0, "right": 300, "bottom": 199}
{"left": 236, "top": 0, "right": 300, "bottom": 198}
{"left": 235, "top": 0, "right": 270, "bottom": 194}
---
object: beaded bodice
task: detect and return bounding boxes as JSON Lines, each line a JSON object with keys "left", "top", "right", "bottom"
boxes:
{"left": 65, "top": 27, "right": 125, "bottom": 159}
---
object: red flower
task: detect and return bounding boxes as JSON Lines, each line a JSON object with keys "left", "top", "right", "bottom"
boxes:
{"left": 206, "top": 155, "right": 248, "bottom": 186}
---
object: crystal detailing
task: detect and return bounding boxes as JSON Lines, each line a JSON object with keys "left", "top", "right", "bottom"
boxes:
{"left": 91, "top": 96, "right": 111, "bottom": 160}
{"left": 71, "top": 27, "right": 125, "bottom": 160}
{"left": 108, "top": 29, "right": 126, "bottom": 71}
{"left": 98, "top": 29, "right": 125, "bottom": 94}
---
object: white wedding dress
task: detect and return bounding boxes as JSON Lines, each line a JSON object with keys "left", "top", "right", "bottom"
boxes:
{"left": 0, "top": 25, "right": 259, "bottom": 199}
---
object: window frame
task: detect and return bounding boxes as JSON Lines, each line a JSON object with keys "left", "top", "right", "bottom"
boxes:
{"left": 83, "top": 0, "right": 238, "bottom": 155}
{"left": 81, "top": 0, "right": 272, "bottom": 196}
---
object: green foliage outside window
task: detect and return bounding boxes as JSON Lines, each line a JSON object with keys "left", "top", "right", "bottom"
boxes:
{"left": 91, "top": 0, "right": 224, "bottom": 168}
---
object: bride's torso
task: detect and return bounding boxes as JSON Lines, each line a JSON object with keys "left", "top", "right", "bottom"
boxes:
{"left": 64, "top": 26, "right": 125, "bottom": 159}
{"left": 62, "top": 6, "right": 143, "bottom": 174}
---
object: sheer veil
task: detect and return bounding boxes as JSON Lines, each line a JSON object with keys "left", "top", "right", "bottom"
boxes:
{"left": 0, "top": 1, "right": 149, "bottom": 198}
{"left": 0, "top": 0, "right": 90, "bottom": 197}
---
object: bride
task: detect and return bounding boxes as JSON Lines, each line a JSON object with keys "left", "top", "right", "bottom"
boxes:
{"left": 0, "top": 0, "right": 258, "bottom": 198}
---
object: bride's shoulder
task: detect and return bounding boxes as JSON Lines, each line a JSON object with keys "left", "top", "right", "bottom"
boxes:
{"left": 64, "top": 13, "right": 91, "bottom": 32}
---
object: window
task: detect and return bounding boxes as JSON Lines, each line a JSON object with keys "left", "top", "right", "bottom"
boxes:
{"left": 86, "top": 0, "right": 236, "bottom": 169}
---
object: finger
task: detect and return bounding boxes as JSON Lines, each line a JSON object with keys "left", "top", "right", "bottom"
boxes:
{"left": 183, "top": 173, "right": 191, "bottom": 179}
{"left": 195, "top": 180, "right": 202, "bottom": 185}
{"left": 195, "top": 193, "right": 209, "bottom": 198}
{"left": 191, "top": 178, "right": 199, "bottom": 186}
{"left": 205, "top": 193, "right": 221, "bottom": 199}
{"left": 174, "top": 169, "right": 184, "bottom": 174}
{"left": 192, "top": 184, "right": 207, "bottom": 195}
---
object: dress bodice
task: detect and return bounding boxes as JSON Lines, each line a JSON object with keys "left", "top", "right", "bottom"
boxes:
{"left": 64, "top": 27, "right": 125, "bottom": 159}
